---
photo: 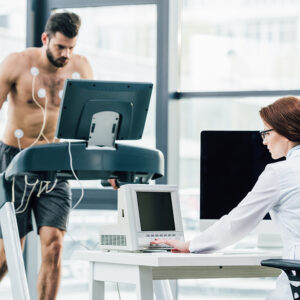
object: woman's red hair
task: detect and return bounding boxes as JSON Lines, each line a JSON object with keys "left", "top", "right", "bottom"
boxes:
{"left": 260, "top": 96, "right": 300, "bottom": 142}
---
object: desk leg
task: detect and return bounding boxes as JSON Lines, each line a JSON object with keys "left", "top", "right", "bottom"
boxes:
{"left": 153, "top": 281, "right": 174, "bottom": 300}
{"left": 136, "top": 266, "right": 154, "bottom": 300}
{"left": 89, "top": 262, "right": 104, "bottom": 300}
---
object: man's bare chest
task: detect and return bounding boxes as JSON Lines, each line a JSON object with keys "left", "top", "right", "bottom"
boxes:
{"left": 15, "top": 69, "right": 76, "bottom": 107}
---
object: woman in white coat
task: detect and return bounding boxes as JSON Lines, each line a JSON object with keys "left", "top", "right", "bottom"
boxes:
{"left": 152, "top": 96, "right": 300, "bottom": 299}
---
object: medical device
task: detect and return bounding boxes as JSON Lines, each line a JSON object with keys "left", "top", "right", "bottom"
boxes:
{"left": 99, "top": 184, "right": 184, "bottom": 252}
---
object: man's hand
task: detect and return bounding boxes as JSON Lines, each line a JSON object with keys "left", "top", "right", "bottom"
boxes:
{"left": 151, "top": 239, "right": 190, "bottom": 253}
{"left": 108, "top": 179, "right": 119, "bottom": 190}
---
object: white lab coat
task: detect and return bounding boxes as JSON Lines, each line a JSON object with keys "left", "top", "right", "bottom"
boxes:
{"left": 189, "top": 145, "right": 300, "bottom": 299}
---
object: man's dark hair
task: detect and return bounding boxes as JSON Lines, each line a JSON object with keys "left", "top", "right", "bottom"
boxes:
{"left": 45, "top": 12, "right": 81, "bottom": 38}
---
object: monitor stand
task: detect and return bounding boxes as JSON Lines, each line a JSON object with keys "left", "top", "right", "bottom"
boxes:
{"left": 87, "top": 111, "right": 120, "bottom": 148}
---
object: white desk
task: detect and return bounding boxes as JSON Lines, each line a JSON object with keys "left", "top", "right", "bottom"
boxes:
{"left": 73, "top": 250, "right": 282, "bottom": 300}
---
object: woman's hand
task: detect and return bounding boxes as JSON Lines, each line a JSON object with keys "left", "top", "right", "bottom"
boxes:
{"left": 151, "top": 238, "right": 191, "bottom": 253}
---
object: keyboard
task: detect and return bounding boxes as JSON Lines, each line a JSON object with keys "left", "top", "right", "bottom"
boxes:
{"left": 146, "top": 243, "right": 173, "bottom": 251}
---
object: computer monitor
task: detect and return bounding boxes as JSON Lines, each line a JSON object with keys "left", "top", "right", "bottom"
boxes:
{"left": 200, "top": 131, "right": 284, "bottom": 237}
{"left": 56, "top": 79, "right": 153, "bottom": 147}
{"left": 99, "top": 184, "right": 184, "bottom": 251}
{"left": 136, "top": 190, "right": 176, "bottom": 232}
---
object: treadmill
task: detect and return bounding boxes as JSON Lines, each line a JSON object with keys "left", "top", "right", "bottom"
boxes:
{"left": 0, "top": 79, "right": 164, "bottom": 300}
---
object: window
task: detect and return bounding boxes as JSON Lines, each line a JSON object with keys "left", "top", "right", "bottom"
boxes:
{"left": 0, "top": 2, "right": 26, "bottom": 140}
{"left": 180, "top": 0, "right": 300, "bottom": 91}
{"left": 175, "top": 0, "right": 292, "bottom": 297}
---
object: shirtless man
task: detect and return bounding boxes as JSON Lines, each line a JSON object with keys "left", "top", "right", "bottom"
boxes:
{"left": 0, "top": 12, "right": 116, "bottom": 300}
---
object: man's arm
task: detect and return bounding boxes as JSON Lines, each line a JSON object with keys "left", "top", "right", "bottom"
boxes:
{"left": 0, "top": 53, "right": 19, "bottom": 109}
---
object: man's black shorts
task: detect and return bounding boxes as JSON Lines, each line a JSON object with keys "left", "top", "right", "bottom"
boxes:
{"left": 0, "top": 141, "right": 72, "bottom": 238}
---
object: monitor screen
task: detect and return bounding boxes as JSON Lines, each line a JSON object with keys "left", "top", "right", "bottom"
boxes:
{"left": 137, "top": 191, "right": 175, "bottom": 231}
{"left": 200, "top": 131, "right": 284, "bottom": 220}
{"left": 56, "top": 79, "right": 153, "bottom": 142}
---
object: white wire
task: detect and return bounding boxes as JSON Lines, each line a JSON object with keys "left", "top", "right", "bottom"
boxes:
{"left": 116, "top": 283, "right": 121, "bottom": 300}
{"left": 35, "top": 180, "right": 57, "bottom": 197}
{"left": 15, "top": 71, "right": 51, "bottom": 151}
{"left": 42, "top": 133, "right": 50, "bottom": 143}
{"left": 14, "top": 71, "right": 88, "bottom": 254}
{"left": 15, "top": 175, "right": 39, "bottom": 212}
{"left": 65, "top": 140, "right": 89, "bottom": 251}
{"left": 15, "top": 185, "right": 36, "bottom": 214}
{"left": 15, "top": 180, "right": 28, "bottom": 211}
{"left": 37, "top": 181, "right": 49, "bottom": 197}
{"left": 15, "top": 71, "right": 57, "bottom": 209}
{"left": 17, "top": 137, "right": 22, "bottom": 151}
{"left": 14, "top": 177, "right": 57, "bottom": 213}
{"left": 67, "top": 141, "right": 84, "bottom": 209}
{"left": 12, "top": 72, "right": 62, "bottom": 221}
{"left": 11, "top": 177, "right": 15, "bottom": 204}
{"left": 24, "top": 176, "right": 40, "bottom": 186}
{"left": 15, "top": 176, "right": 39, "bottom": 214}
{"left": 66, "top": 231, "right": 90, "bottom": 250}
{"left": 46, "top": 179, "right": 58, "bottom": 193}
{"left": 28, "top": 74, "right": 49, "bottom": 148}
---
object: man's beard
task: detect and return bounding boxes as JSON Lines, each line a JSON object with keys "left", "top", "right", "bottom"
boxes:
{"left": 46, "top": 47, "right": 68, "bottom": 68}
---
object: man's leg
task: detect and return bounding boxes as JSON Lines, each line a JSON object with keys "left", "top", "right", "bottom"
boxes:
{"left": 0, "top": 237, "right": 26, "bottom": 281}
{"left": 38, "top": 226, "right": 65, "bottom": 300}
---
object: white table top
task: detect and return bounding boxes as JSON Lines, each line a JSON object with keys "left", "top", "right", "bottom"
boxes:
{"left": 73, "top": 249, "right": 282, "bottom": 267}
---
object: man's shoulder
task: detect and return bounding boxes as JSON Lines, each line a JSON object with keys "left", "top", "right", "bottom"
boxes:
{"left": 72, "top": 54, "right": 90, "bottom": 67}
{"left": 0, "top": 48, "right": 42, "bottom": 82}
{"left": 0, "top": 51, "right": 26, "bottom": 82}
{"left": 71, "top": 54, "right": 93, "bottom": 78}
{"left": 1, "top": 48, "right": 38, "bottom": 70}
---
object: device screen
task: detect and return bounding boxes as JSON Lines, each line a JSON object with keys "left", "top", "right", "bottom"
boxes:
{"left": 200, "top": 131, "right": 284, "bottom": 219}
{"left": 137, "top": 192, "right": 175, "bottom": 231}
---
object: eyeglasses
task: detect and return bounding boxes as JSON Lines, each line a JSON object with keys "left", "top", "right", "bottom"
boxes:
{"left": 260, "top": 129, "right": 274, "bottom": 141}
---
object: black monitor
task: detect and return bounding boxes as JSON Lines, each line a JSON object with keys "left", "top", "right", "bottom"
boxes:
{"left": 136, "top": 192, "right": 176, "bottom": 231}
{"left": 56, "top": 79, "right": 153, "bottom": 147}
{"left": 200, "top": 130, "right": 284, "bottom": 220}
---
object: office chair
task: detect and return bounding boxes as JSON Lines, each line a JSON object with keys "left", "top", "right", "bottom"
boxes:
{"left": 261, "top": 259, "right": 300, "bottom": 300}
